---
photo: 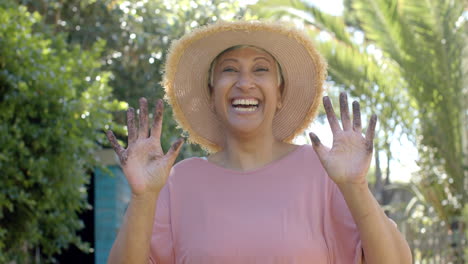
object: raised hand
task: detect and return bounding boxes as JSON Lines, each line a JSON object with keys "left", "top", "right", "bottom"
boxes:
{"left": 106, "top": 98, "right": 184, "bottom": 196}
{"left": 309, "top": 92, "right": 377, "bottom": 185}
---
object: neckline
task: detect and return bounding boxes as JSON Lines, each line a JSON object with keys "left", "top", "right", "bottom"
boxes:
{"left": 194, "top": 144, "right": 306, "bottom": 175}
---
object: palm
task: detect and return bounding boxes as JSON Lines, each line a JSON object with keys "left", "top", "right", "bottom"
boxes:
{"left": 121, "top": 139, "right": 166, "bottom": 194}
{"left": 310, "top": 93, "right": 376, "bottom": 185}
{"left": 106, "top": 98, "right": 184, "bottom": 195}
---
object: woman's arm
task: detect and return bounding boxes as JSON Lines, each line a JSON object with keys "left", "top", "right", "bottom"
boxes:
{"left": 337, "top": 183, "right": 411, "bottom": 264}
{"left": 105, "top": 98, "right": 183, "bottom": 264}
{"left": 309, "top": 93, "right": 411, "bottom": 264}
{"left": 108, "top": 191, "right": 160, "bottom": 264}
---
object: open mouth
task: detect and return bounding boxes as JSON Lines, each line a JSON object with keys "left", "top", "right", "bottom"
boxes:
{"left": 231, "top": 98, "right": 259, "bottom": 112}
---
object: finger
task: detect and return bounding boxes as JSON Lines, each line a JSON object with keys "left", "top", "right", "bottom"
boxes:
{"left": 365, "top": 114, "right": 377, "bottom": 152}
{"left": 309, "top": 132, "right": 328, "bottom": 161}
{"left": 138, "top": 97, "right": 149, "bottom": 139}
{"left": 165, "top": 138, "right": 184, "bottom": 165}
{"left": 352, "top": 101, "right": 362, "bottom": 132}
{"left": 106, "top": 130, "right": 126, "bottom": 160}
{"left": 339, "top": 92, "right": 351, "bottom": 131}
{"left": 323, "top": 96, "right": 341, "bottom": 134}
{"left": 127, "top": 107, "right": 137, "bottom": 144}
{"left": 151, "top": 99, "right": 163, "bottom": 140}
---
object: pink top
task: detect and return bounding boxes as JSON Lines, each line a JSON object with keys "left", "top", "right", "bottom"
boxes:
{"left": 149, "top": 145, "right": 363, "bottom": 264}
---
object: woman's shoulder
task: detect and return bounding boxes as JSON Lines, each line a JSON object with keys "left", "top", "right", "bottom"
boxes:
{"left": 165, "top": 157, "right": 208, "bottom": 186}
{"left": 172, "top": 156, "right": 207, "bottom": 172}
{"left": 280, "top": 143, "right": 317, "bottom": 163}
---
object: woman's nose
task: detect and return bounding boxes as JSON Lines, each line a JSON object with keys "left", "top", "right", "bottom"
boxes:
{"left": 235, "top": 71, "right": 254, "bottom": 91}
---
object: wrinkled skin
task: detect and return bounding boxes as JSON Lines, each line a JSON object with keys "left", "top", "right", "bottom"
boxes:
{"left": 309, "top": 92, "right": 377, "bottom": 186}
{"left": 106, "top": 98, "right": 184, "bottom": 196}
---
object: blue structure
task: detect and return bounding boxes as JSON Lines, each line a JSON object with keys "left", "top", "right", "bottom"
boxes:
{"left": 94, "top": 150, "right": 130, "bottom": 264}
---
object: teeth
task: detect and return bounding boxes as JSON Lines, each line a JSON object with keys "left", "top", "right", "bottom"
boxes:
{"left": 234, "top": 106, "right": 257, "bottom": 112}
{"left": 232, "top": 98, "right": 259, "bottom": 105}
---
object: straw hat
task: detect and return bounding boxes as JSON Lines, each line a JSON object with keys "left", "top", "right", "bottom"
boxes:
{"left": 163, "top": 20, "right": 327, "bottom": 152}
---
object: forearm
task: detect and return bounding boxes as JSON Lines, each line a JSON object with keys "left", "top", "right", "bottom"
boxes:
{"left": 108, "top": 190, "right": 160, "bottom": 264}
{"left": 337, "top": 183, "right": 412, "bottom": 264}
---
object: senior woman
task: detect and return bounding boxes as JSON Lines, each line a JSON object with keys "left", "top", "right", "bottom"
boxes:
{"left": 106, "top": 21, "right": 411, "bottom": 264}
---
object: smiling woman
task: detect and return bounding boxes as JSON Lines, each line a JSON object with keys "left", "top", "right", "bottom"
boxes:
{"left": 208, "top": 46, "right": 283, "bottom": 142}
{"left": 105, "top": 20, "right": 412, "bottom": 264}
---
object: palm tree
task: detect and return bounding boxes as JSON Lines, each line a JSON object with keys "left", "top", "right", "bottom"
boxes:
{"left": 252, "top": 0, "right": 467, "bottom": 262}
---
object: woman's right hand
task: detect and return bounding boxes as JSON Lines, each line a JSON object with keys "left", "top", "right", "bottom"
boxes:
{"left": 106, "top": 97, "right": 184, "bottom": 196}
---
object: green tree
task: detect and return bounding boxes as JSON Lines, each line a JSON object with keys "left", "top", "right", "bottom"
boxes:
{"left": 253, "top": 0, "right": 467, "bottom": 262}
{"left": 0, "top": 1, "right": 124, "bottom": 262}
{"left": 251, "top": 0, "right": 416, "bottom": 202}
{"left": 3, "top": 0, "right": 246, "bottom": 260}
{"left": 17, "top": 0, "right": 246, "bottom": 158}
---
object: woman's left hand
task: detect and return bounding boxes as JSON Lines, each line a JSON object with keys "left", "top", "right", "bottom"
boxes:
{"left": 309, "top": 92, "right": 377, "bottom": 186}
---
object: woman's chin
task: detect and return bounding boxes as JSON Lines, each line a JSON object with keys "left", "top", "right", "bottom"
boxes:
{"left": 220, "top": 107, "right": 275, "bottom": 137}
{"left": 224, "top": 120, "right": 266, "bottom": 137}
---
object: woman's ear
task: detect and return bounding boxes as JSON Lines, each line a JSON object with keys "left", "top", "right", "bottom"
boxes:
{"left": 276, "top": 82, "right": 284, "bottom": 110}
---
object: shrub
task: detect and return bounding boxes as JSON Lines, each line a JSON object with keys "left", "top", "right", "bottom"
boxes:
{"left": 0, "top": 2, "right": 123, "bottom": 262}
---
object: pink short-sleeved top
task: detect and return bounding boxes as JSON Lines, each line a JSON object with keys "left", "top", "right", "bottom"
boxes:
{"left": 149, "top": 145, "right": 363, "bottom": 264}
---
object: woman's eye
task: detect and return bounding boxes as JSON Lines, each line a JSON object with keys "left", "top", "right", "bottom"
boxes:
{"left": 222, "top": 67, "right": 237, "bottom": 72}
{"left": 255, "top": 67, "right": 269, "bottom": 72}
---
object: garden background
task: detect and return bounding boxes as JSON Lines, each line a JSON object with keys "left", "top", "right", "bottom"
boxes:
{"left": 0, "top": 0, "right": 467, "bottom": 263}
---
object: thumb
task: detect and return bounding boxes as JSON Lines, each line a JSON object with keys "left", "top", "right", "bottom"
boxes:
{"left": 165, "top": 138, "right": 184, "bottom": 165}
{"left": 309, "top": 132, "right": 328, "bottom": 162}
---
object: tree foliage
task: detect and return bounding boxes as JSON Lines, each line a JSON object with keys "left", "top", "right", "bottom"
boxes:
{"left": 17, "top": 0, "right": 246, "bottom": 159}
{"left": 349, "top": 0, "right": 466, "bottom": 219}
{"left": 251, "top": 0, "right": 416, "bottom": 201}
{"left": 2, "top": 0, "right": 246, "bottom": 261}
{"left": 253, "top": 0, "right": 467, "bottom": 261}
{"left": 254, "top": 0, "right": 466, "bottom": 221}
{"left": 0, "top": 1, "right": 124, "bottom": 262}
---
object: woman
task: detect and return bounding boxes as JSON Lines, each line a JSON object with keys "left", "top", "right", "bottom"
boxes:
{"left": 106, "top": 21, "right": 411, "bottom": 263}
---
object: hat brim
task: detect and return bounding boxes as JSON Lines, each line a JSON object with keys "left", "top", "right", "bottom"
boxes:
{"left": 163, "top": 20, "right": 327, "bottom": 152}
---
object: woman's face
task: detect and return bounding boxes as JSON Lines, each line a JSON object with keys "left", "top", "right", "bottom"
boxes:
{"left": 210, "top": 46, "right": 283, "bottom": 137}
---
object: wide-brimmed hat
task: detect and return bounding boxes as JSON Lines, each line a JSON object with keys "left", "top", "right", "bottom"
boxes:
{"left": 163, "top": 20, "right": 327, "bottom": 152}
